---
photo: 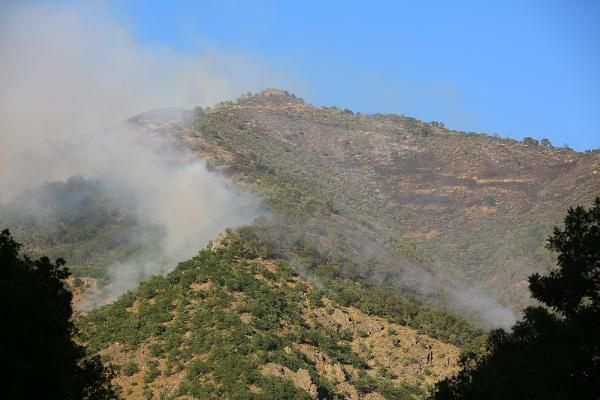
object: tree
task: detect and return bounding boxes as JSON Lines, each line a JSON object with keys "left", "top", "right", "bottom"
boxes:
{"left": 540, "top": 138, "right": 553, "bottom": 148}
{"left": 432, "top": 198, "right": 600, "bottom": 400}
{"left": 523, "top": 136, "right": 539, "bottom": 146}
{"left": 0, "top": 229, "right": 118, "bottom": 399}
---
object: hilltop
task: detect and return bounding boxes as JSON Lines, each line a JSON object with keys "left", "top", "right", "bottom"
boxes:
{"left": 79, "top": 229, "right": 466, "bottom": 399}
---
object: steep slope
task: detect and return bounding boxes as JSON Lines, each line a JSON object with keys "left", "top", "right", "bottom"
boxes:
{"left": 129, "top": 89, "right": 600, "bottom": 315}
{"left": 79, "top": 229, "right": 463, "bottom": 399}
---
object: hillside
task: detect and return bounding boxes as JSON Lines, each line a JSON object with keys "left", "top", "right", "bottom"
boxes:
{"left": 79, "top": 229, "right": 465, "bottom": 399}
{"left": 128, "top": 89, "right": 600, "bottom": 317}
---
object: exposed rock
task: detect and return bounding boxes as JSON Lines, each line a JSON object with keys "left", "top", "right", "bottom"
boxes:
{"left": 260, "top": 363, "right": 317, "bottom": 398}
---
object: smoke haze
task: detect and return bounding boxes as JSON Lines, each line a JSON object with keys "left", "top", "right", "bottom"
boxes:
{"left": 0, "top": 3, "right": 269, "bottom": 301}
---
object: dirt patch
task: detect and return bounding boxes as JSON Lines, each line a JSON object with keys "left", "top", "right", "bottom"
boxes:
{"left": 190, "top": 281, "right": 212, "bottom": 292}
{"left": 260, "top": 363, "right": 317, "bottom": 397}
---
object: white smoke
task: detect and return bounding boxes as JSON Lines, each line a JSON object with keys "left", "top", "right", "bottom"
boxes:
{"left": 0, "top": 3, "right": 273, "bottom": 302}
{"left": 447, "top": 285, "right": 516, "bottom": 329}
{"left": 0, "top": 2, "right": 289, "bottom": 194}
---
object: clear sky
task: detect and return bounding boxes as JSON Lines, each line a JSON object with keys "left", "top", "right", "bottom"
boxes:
{"left": 104, "top": 1, "right": 600, "bottom": 150}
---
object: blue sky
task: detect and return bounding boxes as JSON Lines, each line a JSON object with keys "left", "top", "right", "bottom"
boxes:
{"left": 105, "top": 1, "right": 598, "bottom": 150}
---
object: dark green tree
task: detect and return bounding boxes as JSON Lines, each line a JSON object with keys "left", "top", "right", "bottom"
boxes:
{"left": 432, "top": 198, "right": 600, "bottom": 400}
{"left": 0, "top": 229, "right": 118, "bottom": 399}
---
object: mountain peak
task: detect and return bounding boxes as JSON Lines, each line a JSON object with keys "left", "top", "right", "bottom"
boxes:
{"left": 255, "top": 88, "right": 293, "bottom": 98}
{"left": 246, "top": 88, "right": 306, "bottom": 106}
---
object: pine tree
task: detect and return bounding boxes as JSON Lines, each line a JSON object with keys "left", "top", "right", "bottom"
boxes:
{"left": 0, "top": 229, "right": 118, "bottom": 399}
{"left": 432, "top": 198, "right": 600, "bottom": 400}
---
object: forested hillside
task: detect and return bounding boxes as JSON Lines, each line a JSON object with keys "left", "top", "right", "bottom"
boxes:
{"left": 79, "top": 229, "right": 480, "bottom": 399}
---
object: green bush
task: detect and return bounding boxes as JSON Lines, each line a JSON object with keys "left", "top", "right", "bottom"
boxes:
{"left": 123, "top": 361, "right": 140, "bottom": 376}
{"left": 143, "top": 360, "right": 161, "bottom": 384}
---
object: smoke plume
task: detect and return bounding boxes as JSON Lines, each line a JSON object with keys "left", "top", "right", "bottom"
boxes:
{"left": 0, "top": 3, "right": 271, "bottom": 302}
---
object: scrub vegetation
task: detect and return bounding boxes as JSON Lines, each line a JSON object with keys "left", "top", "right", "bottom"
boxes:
{"left": 78, "top": 228, "right": 470, "bottom": 399}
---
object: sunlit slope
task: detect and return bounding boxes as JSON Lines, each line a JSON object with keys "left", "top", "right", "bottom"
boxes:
{"left": 79, "top": 230, "right": 465, "bottom": 399}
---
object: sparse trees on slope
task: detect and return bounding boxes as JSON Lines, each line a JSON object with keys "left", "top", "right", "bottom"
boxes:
{"left": 0, "top": 229, "right": 118, "bottom": 399}
{"left": 432, "top": 198, "right": 600, "bottom": 400}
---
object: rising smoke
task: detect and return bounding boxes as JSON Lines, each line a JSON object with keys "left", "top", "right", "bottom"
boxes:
{"left": 0, "top": 3, "right": 275, "bottom": 302}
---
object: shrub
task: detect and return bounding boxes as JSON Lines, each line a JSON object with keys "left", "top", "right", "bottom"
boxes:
{"left": 123, "top": 362, "right": 140, "bottom": 377}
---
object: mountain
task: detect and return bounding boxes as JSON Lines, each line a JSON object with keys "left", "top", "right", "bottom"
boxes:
{"left": 6, "top": 88, "right": 597, "bottom": 398}
{"left": 127, "top": 89, "right": 600, "bottom": 316}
